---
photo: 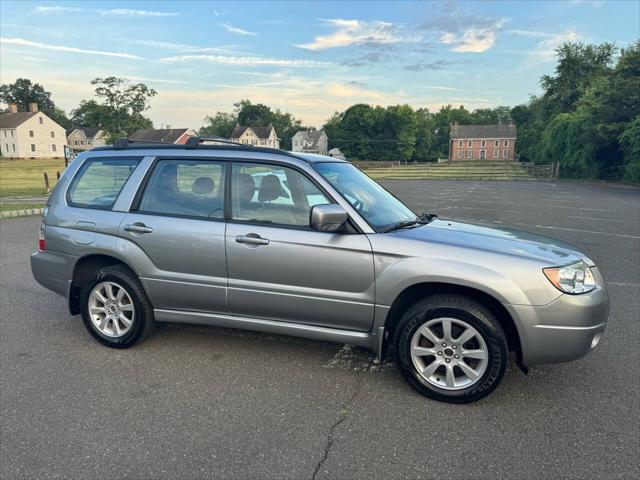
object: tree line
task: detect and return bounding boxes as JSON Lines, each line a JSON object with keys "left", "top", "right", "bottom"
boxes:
{"left": 1, "top": 39, "right": 637, "bottom": 182}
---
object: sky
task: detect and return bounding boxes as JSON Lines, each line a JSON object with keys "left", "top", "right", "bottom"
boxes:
{"left": 1, "top": 0, "right": 638, "bottom": 128}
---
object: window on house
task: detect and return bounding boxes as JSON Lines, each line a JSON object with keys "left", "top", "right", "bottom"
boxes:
{"left": 457, "top": 150, "right": 463, "bottom": 159}
{"left": 12, "top": 144, "right": 15, "bottom": 152}
{"left": 494, "top": 140, "right": 499, "bottom": 147}
{"left": 80, "top": 141, "right": 85, "bottom": 145}
{"left": 52, "top": 144, "right": 57, "bottom": 152}
{"left": 39, "top": 117, "right": 43, "bottom": 124}
{"left": 504, "top": 140, "right": 509, "bottom": 147}
{"left": 74, "top": 140, "right": 79, "bottom": 145}
{"left": 458, "top": 140, "right": 463, "bottom": 147}
{"left": 29, "top": 130, "right": 34, "bottom": 137}
{"left": 468, "top": 140, "right": 472, "bottom": 147}
{"left": 31, "top": 144, "right": 36, "bottom": 152}
{"left": 503, "top": 149, "right": 509, "bottom": 158}
{"left": 51, "top": 131, "right": 55, "bottom": 138}
{"left": 480, "top": 150, "right": 486, "bottom": 159}
{"left": 493, "top": 149, "right": 499, "bottom": 158}
{"left": 466, "top": 150, "right": 472, "bottom": 159}
{"left": 481, "top": 140, "right": 486, "bottom": 147}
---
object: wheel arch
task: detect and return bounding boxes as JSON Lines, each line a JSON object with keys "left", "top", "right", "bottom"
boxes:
{"left": 68, "top": 254, "right": 141, "bottom": 315}
{"left": 383, "top": 282, "right": 523, "bottom": 366}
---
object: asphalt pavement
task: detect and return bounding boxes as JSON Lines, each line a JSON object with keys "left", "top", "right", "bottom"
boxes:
{"left": 1, "top": 180, "right": 638, "bottom": 479}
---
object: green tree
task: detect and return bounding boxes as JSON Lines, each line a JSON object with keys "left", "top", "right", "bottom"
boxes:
{"left": 199, "top": 111, "right": 237, "bottom": 138}
{"left": 71, "top": 77, "right": 157, "bottom": 142}
{"left": 619, "top": 115, "right": 640, "bottom": 183}
{"left": 0, "top": 78, "right": 71, "bottom": 129}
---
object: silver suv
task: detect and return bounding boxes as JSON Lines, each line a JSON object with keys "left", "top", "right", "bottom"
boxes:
{"left": 31, "top": 138, "right": 609, "bottom": 403}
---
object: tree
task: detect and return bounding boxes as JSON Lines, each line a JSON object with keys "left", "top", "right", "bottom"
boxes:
{"left": 619, "top": 115, "right": 640, "bottom": 183}
{"left": 235, "top": 100, "right": 272, "bottom": 126}
{"left": 71, "top": 77, "right": 157, "bottom": 141}
{"left": 0, "top": 78, "right": 71, "bottom": 129}
{"left": 199, "top": 111, "right": 237, "bottom": 138}
{"left": 412, "top": 108, "right": 436, "bottom": 162}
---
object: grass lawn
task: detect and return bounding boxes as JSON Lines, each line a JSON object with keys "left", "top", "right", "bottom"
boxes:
{"left": 0, "top": 158, "right": 67, "bottom": 197}
{"left": 0, "top": 202, "right": 45, "bottom": 212}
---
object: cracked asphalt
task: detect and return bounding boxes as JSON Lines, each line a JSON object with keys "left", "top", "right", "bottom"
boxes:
{"left": 1, "top": 180, "right": 639, "bottom": 479}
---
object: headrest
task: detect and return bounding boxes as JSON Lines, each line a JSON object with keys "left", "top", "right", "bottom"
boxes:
{"left": 238, "top": 173, "right": 256, "bottom": 202}
{"left": 192, "top": 176, "right": 215, "bottom": 195}
{"left": 258, "top": 174, "right": 282, "bottom": 202}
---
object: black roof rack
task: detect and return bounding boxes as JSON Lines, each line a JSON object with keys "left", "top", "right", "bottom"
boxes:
{"left": 104, "top": 136, "right": 304, "bottom": 160}
{"left": 113, "top": 138, "right": 175, "bottom": 149}
{"left": 184, "top": 136, "right": 244, "bottom": 148}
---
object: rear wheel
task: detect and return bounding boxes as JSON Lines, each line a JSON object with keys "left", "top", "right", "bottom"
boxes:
{"left": 79, "top": 265, "right": 155, "bottom": 348}
{"left": 394, "top": 294, "right": 508, "bottom": 403}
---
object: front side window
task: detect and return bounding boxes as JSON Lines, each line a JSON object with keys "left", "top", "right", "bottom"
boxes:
{"left": 68, "top": 157, "right": 141, "bottom": 209}
{"left": 51, "top": 131, "right": 55, "bottom": 138}
{"left": 458, "top": 140, "right": 463, "bottom": 147}
{"left": 52, "top": 144, "right": 56, "bottom": 152}
{"left": 139, "top": 160, "right": 226, "bottom": 219}
{"left": 29, "top": 130, "right": 34, "bottom": 137}
{"left": 314, "top": 162, "right": 416, "bottom": 232}
{"left": 504, "top": 140, "right": 509, "bottom": 147}
{"left": 232, "top": 163, "right": 330, "bottom": 227}
{"left": 466, "top": 150, "right": 472, "bottom": 159}
{"left": 503, "top": 149, "right": 509, "bottom": 158}
{"left": 31, "top": 144, "right": 35, "bottom": 152}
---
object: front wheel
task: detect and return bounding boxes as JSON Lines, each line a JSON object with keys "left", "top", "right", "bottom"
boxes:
{"left": 395, "top": 294, "right": 508, "bottom": 403}
{"left": 79, "top": 265, "right": 155, "bottom": 348}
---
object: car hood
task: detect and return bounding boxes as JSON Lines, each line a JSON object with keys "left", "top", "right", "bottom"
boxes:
{"left": 387, "top": 218, "right": 593, "bottom": 267}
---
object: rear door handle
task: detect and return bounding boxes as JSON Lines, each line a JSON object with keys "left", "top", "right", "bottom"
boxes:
{"left": 236, "top": 234, "right": 269, "bottom": 246}
{"left": 124, "top": 223, "right": 153, "bottom": 234}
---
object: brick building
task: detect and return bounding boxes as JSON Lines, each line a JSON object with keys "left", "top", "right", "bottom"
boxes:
{"left": 449, "top": 123, "right": 517, "bottom": 161}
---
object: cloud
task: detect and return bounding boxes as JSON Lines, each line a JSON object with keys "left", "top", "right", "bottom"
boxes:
{"left": 439, "top": 19, "right": 506, "bottom": 53}
{"left": 125, "top": 38, "right": 243, "bottom": 55}
{"left": 0, "top": 37, "right": 142, "bottom": 59}
{"left": 218, "top": 23, "right": 257, "bottom": 36}
{"left": 34, "top": 5, "right": 83, "bottom": 13}
{"left": 405, "top": 60, "right": 461, "bottom": 71}
{"left": 99, "top": 9, "right": 180, "bottom": 17}
{"left": 533, "top": 29, "right": 581, "bottom": 61}
{"left": 158, "top": 54, "right": 331, "bottom": 67}
{"left": 342, "top": 51, "right": 390, "bottom": 67}
{"left": 296, "top": 19, "right": 415, "bottom": 50}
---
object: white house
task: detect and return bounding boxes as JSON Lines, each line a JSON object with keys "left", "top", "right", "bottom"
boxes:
{"left": 229, "top": 125, "right": 280, "bottom": 149}
{"left": 67, "top": 127, "right": 107, "bottom": 151}
{"left": 291, "top": 129, "right": 328, "bottom": 155}
{"left": 0, "top": 103, "right": 66, "bottom": 158}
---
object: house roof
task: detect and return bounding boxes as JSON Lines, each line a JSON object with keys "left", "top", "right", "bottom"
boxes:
{"left": 230, "top": 125, "right": 276, "bottom": 140}
{"left": 293, "top": 129, "right": 325, "bottom": 149}
{"left": 68, "top": 127, "right": 101, "bottom": 138}
{"left": 129, "top": 128, "right": 191, "bottom": 143}
{"left": 0, "top": 111, "right": 37, "bottom": 129}
{"left": 450, "top": 124, "right": 517, "bottom": 139}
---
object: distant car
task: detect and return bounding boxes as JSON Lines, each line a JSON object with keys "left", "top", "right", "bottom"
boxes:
{"left": 31, "top": 138, "right": 609, "bottom": 403}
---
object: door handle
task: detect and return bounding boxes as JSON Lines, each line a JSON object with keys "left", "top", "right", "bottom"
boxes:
{"left": 236, "top": 234, "right": 269, "bottom": 246}
{"left": 124, "top": 223, "right": 153, "bottom": 234}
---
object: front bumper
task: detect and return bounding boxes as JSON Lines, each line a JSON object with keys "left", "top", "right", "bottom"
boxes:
{"left": 507, "top": 268, "right": 610, "bottom": 366}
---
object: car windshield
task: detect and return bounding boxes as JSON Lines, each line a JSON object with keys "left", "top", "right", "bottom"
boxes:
{"left": 313, "top": 162, "right": 417, "bottom": 232}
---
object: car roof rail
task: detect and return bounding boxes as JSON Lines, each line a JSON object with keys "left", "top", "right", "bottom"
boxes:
{"left": 184, "top": 136, "right": 244, "bottom": 148}
{"left": 113, "top": 138, "right": 174, "bottom": 149}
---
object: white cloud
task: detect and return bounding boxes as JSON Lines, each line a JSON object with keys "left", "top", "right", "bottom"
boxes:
{"left": 125, "top": 38, "right": 243, "bottom": 55}
{"left": 34, "top": 5, "right": 83, "bottom": 13}
{"left": 0, "top": 37, "right": 142, "bottom": 59}
{"left": 99, "top": 9, "right": 180, "bottom": 17}
{"left": 159, "top": 54, "right": 330, "bottom": 67}
{"left": 295, "top": 18, "right": 413, "bottom": 50}
{"left": 533, "top": 29, "right": 581, "bottom": 61}
{"left": 440, "top": 19, "right": 506, "bottom": 53}
{"left": 218, "top": 23, "right": 257, "bottom": 36}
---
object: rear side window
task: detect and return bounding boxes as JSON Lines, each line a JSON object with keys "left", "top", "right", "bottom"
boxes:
{"left": 68, "top": 157, "right": 141, "bottom": 209}
{"left": 138, "top": 159, "right": 226, "bottom": 219}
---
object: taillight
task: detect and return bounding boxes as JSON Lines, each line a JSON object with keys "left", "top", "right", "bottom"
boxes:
{"left": 38, "top": 207, "right": 48, "bottom": 251}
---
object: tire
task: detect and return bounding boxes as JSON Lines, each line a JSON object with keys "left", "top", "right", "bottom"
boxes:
{"left": 79, "top": 265, "right": 155, "bottom": 348}
{"left": 394, "top": 294, "right": 507, "bottom": 404}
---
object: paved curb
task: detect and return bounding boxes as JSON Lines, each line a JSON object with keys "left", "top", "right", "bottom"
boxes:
{"left": 0, "top": 208, "right": 45, "bottom": 219}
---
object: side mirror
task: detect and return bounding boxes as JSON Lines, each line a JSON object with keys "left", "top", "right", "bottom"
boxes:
{"left": 310, "top": 204, "right": 348, "bottom": 232}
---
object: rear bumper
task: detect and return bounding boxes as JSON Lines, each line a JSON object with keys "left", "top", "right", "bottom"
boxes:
{"left": 31, "top": 250, "right": 76, "bottom": 298}
{"left": 508, "top": 270, "right": 610, "bottom": 366}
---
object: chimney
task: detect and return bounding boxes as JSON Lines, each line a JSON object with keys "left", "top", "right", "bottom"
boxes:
{"left": 8, "top": 104, "right": 18, "bottom": 113}
{"left": 29, "top": 103, "right": 38, "bottom": 112}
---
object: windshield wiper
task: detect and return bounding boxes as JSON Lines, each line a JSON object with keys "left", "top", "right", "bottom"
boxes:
{"left": 380, "top": 212, "right": 437, "bottom": 233}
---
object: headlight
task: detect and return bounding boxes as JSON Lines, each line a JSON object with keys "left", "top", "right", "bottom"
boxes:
{"left": 543, "top": 260, "right": 596, "bottom": 294}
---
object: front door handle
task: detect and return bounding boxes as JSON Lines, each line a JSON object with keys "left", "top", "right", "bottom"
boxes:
{"left": 236, "top": 234, "right": 269, "bottom": 246}
{"left": 124, "top": 223, "right": 153, "bottom": 234}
